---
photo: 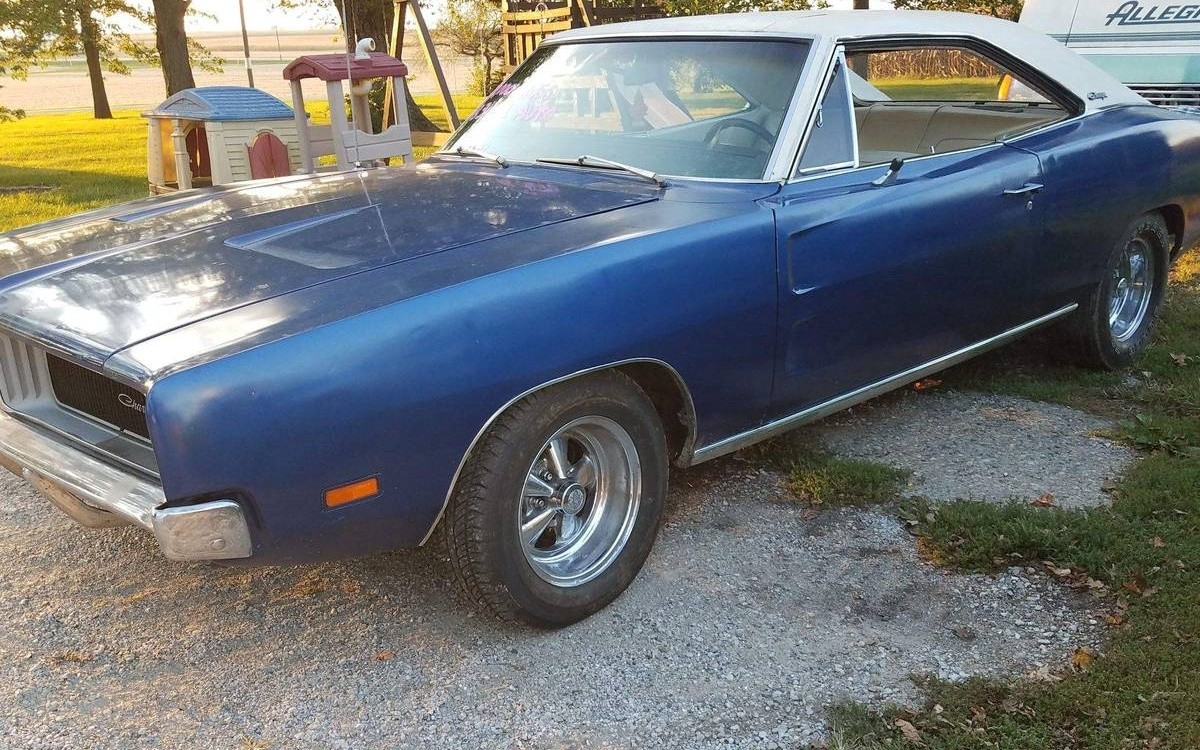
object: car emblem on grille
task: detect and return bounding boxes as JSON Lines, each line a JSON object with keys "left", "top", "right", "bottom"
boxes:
{"left": 117, "top": 392, "right": 145, "bottom": 413}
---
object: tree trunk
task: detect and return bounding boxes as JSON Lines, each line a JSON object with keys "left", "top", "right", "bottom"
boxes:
{"left": 335, "top": 0, "right": 440, "bottom": 132}
{"left": 77, "top": 2, "right": 112, "bottom": 119}
{"left": 153, "top": 0, "right": 196, "bottom": 95}
{"left": 853, "top": 0, "right": 869, "bottom": 8}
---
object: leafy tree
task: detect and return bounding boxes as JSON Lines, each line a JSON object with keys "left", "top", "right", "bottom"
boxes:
{"left": 0, "top": 0, "right": 220, "bottom": 119}
{"left": 441, "top": 0, "right": 503, "bottom": 96}
{"left": 152, "top": 0, "right": 195, "bottom": 95}
{"left": 890, "top": 0, "right": 1024, "bottom": 22}
{"left": 0, "top": 0, "right": 158, "bottom": 119}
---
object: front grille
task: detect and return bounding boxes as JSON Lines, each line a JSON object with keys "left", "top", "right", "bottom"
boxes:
{"left": 46, "top": 355, "right": 149, "bottom": 439}
{"left": 1131, "top": 84, "right": 1200, "bottom": 107}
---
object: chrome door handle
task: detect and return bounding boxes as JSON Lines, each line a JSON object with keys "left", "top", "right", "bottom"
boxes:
{"left": 1003, "top": 183, "right": 1044, "bottom": 196}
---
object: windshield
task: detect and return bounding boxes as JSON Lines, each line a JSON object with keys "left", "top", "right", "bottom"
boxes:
{"left": 445, "top": 39, "right": 811, "bottom": 180}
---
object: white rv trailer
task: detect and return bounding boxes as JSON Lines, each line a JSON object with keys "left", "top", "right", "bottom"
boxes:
{"left": 1021, "top": 0, "right": 1200, "bottom": 105}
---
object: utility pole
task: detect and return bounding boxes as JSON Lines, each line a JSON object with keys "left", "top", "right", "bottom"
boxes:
{"left": 238, "top": 0, "right": 255, "bottom": 87}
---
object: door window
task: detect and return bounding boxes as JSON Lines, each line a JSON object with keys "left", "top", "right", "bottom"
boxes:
{"left": 845, "top": 44, "right": 1070, "bottom": 165}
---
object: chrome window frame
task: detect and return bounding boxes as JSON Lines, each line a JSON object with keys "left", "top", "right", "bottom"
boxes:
{"left": 794, "top": 46, "right": 859, "bottom": 177}
{"left": 783, "top": 33, "right": 1086, "bottom": 185}
{"left": 515, "top": 32, "right": 826, "bottom": 184}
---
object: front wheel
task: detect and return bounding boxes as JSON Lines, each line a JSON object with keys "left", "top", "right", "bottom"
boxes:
{"left": 1063, "top": 213, "right": 1170, "bottom": 370}
{"left": 444, "top": 371, "right": 667, "bottom": 627}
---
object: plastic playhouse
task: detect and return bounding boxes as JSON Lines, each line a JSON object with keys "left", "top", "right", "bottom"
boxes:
{"left": 143, "top": 86, "right": 302, "bottom": 194}
{"left": 283, "top": 40, "right": 415, "bottom": 172}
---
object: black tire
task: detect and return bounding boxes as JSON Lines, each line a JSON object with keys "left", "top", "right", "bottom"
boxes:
{"left": 1062, "top": 213, "right": 1170, "bottom": 370}
{"left": 444, "top": 370, "right": 667, "bottom": 627}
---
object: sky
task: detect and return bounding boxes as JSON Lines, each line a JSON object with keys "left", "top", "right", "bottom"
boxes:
{"left": 176, "top": 0, "right": 892, "bottom": 32}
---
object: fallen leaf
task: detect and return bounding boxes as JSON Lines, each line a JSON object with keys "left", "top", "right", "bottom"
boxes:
{"left": 895, "top": 718, "right": 923, "bottom": 744}
{"left": 1151, "top": 536, "right": 1166, "bottom": 548}
{"left": 1072, "top": 647, "right": 1095, "bottom": 671}
{"left": 970, "top": 706, "right": 988, "bottom": 723}
{"left": 1122, "top": 577, "right": 1146, "bottom": 596}
{"left": 912, "top": 377, "right": 942, "bottom": 391}
{"left": 1105, "top": 613, "right": 1126, "bottom": 627}
{"left": 374, "top": 650, "right": 396, "bottom": 662}
{"left": 1026, "top": 664, "right": 1062, "bottom": 683}
{"left": 1031, "top": 492, "right": 1056, "bottom": 507}
{"left": 1170, "top": 352, "right": 1192, "bottom": 366}
{"left": 1043, "top": 561, "right": 1073, "bottom": 578}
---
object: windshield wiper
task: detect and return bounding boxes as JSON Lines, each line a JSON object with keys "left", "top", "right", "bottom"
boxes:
{"left": 536, "top": 155, "right": 664, "bottom": 185}
{"left": 438, "top": 146, "right": 509, "bottom": 168}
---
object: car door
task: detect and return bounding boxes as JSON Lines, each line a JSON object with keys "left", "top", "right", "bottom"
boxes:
{"left": 767, "top": 46, "right": 1049, "bottom": 418}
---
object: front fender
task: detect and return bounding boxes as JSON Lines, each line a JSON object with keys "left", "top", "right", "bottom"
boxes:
{"left": 144, "top": 204, "right": 777, "bottom": 565}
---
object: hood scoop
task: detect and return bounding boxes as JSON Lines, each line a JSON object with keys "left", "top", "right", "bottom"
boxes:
{"left": 223, "top": 206, "right": 383, "bottom": 269}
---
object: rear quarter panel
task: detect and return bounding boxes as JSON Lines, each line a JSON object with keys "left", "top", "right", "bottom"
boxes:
{"left": 1012, "top": 104, "right": 1200, "bottom": 308}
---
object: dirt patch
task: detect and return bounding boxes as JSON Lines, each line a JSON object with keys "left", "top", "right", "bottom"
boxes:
{"left": 812, "top": 389, "right": 1136, "bottom": 509}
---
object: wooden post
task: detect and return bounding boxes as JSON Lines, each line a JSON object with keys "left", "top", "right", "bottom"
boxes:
{"left": 383, "top": 0, "right": 460, "bottom": 132}
{"left": 408, "top": 0, "right": 460, "bottom": 129}
{"left": 326, "top": 80, "right": 351, "bottom": 168}
{"left": 146, "top": 117, "right": 163, "bottom": 191}
{"left": 575, "top": 0, "right": 593, "bottom": 26}
{"left": 171, "top": 119, "right": 192, "bottom": 190}
{"left": 290, "top": 79, "right": 314, "bottom": 173}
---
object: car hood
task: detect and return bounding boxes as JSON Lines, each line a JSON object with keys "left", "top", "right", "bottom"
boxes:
{"left": 0, "top": 163, "right": 655, "bottom": 369}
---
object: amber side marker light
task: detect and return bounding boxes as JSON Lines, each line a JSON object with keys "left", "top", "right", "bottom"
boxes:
{"left": 325, "top": 476, "right": 380, "bottom": 508}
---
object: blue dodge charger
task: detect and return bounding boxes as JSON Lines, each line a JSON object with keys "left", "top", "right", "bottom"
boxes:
{"left": 1, "top": 11, "right": 1197, "bottom": 626}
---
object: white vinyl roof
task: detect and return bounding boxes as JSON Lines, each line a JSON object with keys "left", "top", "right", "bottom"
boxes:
{"left": 550, "top": 10, "right": 1144, "bottom": 112}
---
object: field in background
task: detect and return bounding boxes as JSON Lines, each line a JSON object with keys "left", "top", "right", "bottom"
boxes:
{"left": 0, "top": 94, "right": 480, "bottom": 232}
{"left": 873, "top": 76, "right": 1002, "bottom": 101}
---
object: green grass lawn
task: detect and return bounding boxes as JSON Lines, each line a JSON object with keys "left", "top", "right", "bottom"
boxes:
{"left": 0, "top": 94, "right": 481, "bottom": 232}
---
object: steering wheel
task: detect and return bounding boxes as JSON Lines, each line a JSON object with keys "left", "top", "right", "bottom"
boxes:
{"left": 703, "top": 118, "right": 776, "bottom": 150}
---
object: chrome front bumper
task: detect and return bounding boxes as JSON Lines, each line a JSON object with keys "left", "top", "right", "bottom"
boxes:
{"left": 0, "top": 409, "right": 251, "bottom": 561}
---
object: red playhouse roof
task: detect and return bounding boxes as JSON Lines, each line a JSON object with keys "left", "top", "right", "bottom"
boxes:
{"left": 283, "top": 52, "right": 408, "bottom": 82}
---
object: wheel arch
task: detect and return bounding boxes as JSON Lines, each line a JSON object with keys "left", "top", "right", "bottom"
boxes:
{"left": 1153, "top": 203, "right": 1185, "bottom": 259}
{"left": 418, "top": 358, "right": 697, "bottom": 545}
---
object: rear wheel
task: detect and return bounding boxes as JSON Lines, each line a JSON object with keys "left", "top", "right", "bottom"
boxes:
{"left": 1063, "top": 213, "right": 1169, "bottom": 370}
{"left": 444, "top": 371, "right": 667, "bottom": 627}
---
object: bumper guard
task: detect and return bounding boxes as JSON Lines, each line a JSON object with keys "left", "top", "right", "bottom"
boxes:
{"left": 0, "top": 409, "right": 251, "bottom": 561}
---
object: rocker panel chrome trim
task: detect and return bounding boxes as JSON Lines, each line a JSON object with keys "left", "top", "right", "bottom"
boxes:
{"left": 690, "top": 304, "right": 1079, "bottom": 463}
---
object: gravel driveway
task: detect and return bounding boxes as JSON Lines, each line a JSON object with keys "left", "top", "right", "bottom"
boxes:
{"left": 0, "top": 390, "right": 1115, "bottom": 750}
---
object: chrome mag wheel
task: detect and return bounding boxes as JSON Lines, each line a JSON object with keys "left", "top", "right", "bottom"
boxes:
{"left": 517, "top": 416, "right": 642, "bottom": 588}
{"left": 1109, "top": 236, "right": 1155, "bottom": 343}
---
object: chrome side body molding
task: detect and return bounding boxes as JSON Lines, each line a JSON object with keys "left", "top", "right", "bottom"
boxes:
{"left": 689, "top": 304, "right": 1079, "bottom": 463}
